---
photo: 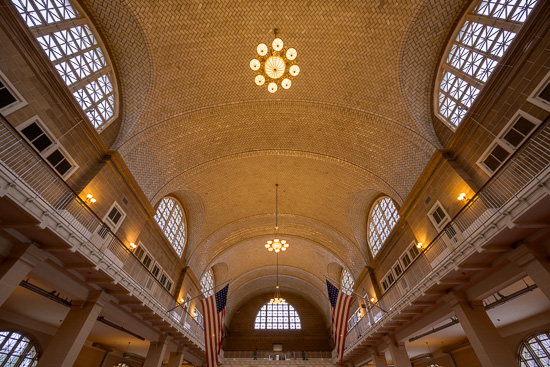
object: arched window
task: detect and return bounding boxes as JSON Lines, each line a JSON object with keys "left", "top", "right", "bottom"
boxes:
{"left": 518, "top": 331, "right": 550, "bottom": 367}
{"left": 367, "top": 196, "right": 400, "bottom": 257}
{"left": 341, "top": 269, "right": 354, "bottom": 295}
{"left": 154, "top": 197, "right": 186, "bottom": 256}
{"left": 436, "top": 0, "right": 538, "bottom": 129}
{"left": 254, "top": 302, "right": 301, "bottom": 330}
{"left": 200, "top": 269, "right": 214, "bottom": 297}
{"left": 0, "top": 331, "right": 40, "bottom": 366}
{"left": 11, "top": 0, "right": 118, "bottom": 131}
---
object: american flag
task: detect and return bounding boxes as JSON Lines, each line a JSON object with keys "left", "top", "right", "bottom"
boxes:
{"left": 200, "top": 284, "right": 229, "bottom": 367}
{"left": 326, "top": 280, "right": 353, "bottom": 365}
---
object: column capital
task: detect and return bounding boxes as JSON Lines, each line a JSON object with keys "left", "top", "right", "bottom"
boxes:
{"left": 507, "top": 244, "right": 539, "bottom": 266}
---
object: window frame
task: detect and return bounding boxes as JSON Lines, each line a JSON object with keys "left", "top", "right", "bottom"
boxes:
{"left": 154, "top": 196, "right": 187, "bottom": 257}
{"left": 477, "top": 110, "right": 541, "bottom": 176}
{"left": 200, "top": 269, "right": 215, "bottom": 297}
{"left": 0, "top": 69, "right": 27, "bottom": 115}
{"left": 428, "top": 201, "right": 451, "bottom": 231}
{"left": 0, "top": 330, "right": 40, "bottom": 367}
{"left": 518, "top": 331, "right": 550, "bottom": 367}
{"left": 254, "top": 302, "right": 302, "bottom": 330}
{"left": 102, "top": 201, "right": 126, "bottom": 232}
{"left": 367, "top": 196, "right": 401, "bottom": 258}
{"left": 434, "top": 0, "right": 538, "bottom": 130}
{"left": 17, "top": 116, "right": 78, "bottom": 179}
{"left": 527, "top": 69, "right": 550, "bottom": 111}
{"left": 10, "top": 0, "right": 119, "bottom": 131}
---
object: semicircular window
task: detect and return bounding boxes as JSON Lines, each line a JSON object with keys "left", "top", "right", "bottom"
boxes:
{"left": 368, "top": 196, "right": 400, "bottom": 257}
{"left": 154, "top": 197, "right": 186, "bottom": 256}
{"left": 254, "top": 302, "right": 301, "bottom": 330}
{"left": 11, "top": 0, "right": 118, "bottom": 131}
{"left": 0, "top": 331, "right": 40, "bottom": 367}
{"left": 436, "top": 0, "right": 538, "bottom": 129}
{"left": 518, "top": 331, "right": 550, "bottom": 367}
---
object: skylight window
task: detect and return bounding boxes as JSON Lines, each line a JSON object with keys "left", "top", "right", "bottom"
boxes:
{"left": 11, "top": 0, "right": 118, "bottom": 131}
{"left": 436, "top": 0, "right": 538, "bottom": 129}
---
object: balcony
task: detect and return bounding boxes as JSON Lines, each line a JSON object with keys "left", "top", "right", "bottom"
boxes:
{"left": 345, "top": 120, "right": 550, "bottom": 357}
{"left": 0, "top": 119, "right": 205, "bottom": 355}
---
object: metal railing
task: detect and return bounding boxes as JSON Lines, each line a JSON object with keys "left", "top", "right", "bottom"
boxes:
{"left": 223, "top": 350, "right": 333, "bottom": 360}
{"left": 345, "top": 120, "right": 550, "bottom": 349}
{"left": 0, "top": 119, "right": 204, "bottom": 345}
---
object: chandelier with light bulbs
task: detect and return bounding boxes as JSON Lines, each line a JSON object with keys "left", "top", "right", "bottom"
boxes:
{"left": 250, "top": 32, "right": 300, "bottom": 93}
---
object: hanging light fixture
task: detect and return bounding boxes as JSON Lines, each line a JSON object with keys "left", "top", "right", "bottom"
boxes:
{"left": 270, "top": 252, "right": 285, "bottom": 304}
{"left": 250, "top": 29, "right": 300, "bottom": 93}
{"left": 264, "top": 184, "right": 290, "bottom": 252}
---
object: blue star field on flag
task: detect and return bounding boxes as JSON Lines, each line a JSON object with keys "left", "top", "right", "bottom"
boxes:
{"left": 216, "top": 284, "right": 228, "bottom": 313}
{"left": 327, "top": 279, "right": 339, "bottom": 308}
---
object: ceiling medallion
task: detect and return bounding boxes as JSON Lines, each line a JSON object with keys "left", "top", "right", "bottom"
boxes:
{"left": 250, "top": 31, "right": 300, "bottom": 93}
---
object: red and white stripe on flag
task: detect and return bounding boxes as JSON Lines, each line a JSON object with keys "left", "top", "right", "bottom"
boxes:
{"left": 331, "top": 291, "right": 353, "bottom": 365}
{"left": 201, "top": 295, "right": 224, "bottom": 367}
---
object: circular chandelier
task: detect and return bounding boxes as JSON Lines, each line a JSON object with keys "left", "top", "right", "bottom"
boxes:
{"left": 265, "top": 238, "right": 289, "bottom": 252}
{"left": 250, "top": 34, "right": 300, "bottom": 93}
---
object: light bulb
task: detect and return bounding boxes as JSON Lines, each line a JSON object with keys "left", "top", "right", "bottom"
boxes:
{"left": 284, "top": 243, "right": 289, "bottom": 247}
{"left": 268, "top": 248, "right": 273, "bottom": 251}
{"left": 289, "top": 65, "right": 300, "bottom": 76}
{"left": 265, "top": 243, "right": 270, "bottom": 248}
{"left": 272, "top": 38, "right": 283, "bottom": 51}
{"left": 257, "top": 43, "right": 268, "bottom": 56}
{"left": 255, "top": 74, "right": 265, "bottom": 86}
{"left": 250, "top": 59, "right": 260, "bottom": 71}
{"left": 90, "top": 198, "right": 97, "bottom": 203}
{"left": 281, "top": 247, "right": 286, "bottom": 251}
{"left": 86, "top": 194, "right": 93, "bottom": 199}
{"left": 286, "top": 48, "right": 297, "bottom": 60}
{"left": 268, "top": 82, "right": 277, "bottom": 93}
{"left": 282, "top": 78, "right": 291, "bottom": 89}
{"left": 267, "top": 240, "right": 273, "bottom": 245}
{"left": 417, "top": 242, "right": 423, "bottom": 249}
{"left": 275, "top": 249, "right": 280, "bottom": 253}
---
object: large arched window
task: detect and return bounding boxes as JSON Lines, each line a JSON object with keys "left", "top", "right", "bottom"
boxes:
{"left": 200, "top": 269, "right": 214, "bottom": 297}
{"left": 154, "top": 197, "right": 186, "bottom": 256}
{"left": 254, "top": 302, "right": 301, "bottom": 330}
{"left": 436, "top": 0, "right": 538, "bottom": 129}
{"left": 0, "top": 331, "right": 40, "bottom": 367}
{"left": 367, "top": 196, "right": 400, "bottom": 257}
{"left": 11, "top": 0, "right": 118, "bottom": 131}
{"left": 340, "top": 269, "right": 354, "bottom": 295}
{"left": 518, "top": 331, "right": 550, "bottom": 367}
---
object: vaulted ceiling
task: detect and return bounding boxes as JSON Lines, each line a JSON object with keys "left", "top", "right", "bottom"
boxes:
{"left": 82, "top": 0, "right": 470, "bottom": 319}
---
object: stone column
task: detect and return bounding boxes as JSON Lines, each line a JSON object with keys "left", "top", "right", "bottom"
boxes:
{"left": 166, "top": 345, "right": 185, "bottom": 367}
{"left": 386, "top": 338, "right": 412, "bottom": 367}
{"left": 0, "top": 244, "right": 46, "bottom": 307}
{"left": 143, "top": 335, "right": 168, "bottom": 367}
{"left": 368, "top": 347, "right": 388, "bottom": 367}
{"left": 38, "top": 291, "right": 108, "bottom": 367}
{"left": 508, "top": 243, "right": 550, "bottom": 301}
{"left": 444, "top": 292, "right": 518, "bottom": 367}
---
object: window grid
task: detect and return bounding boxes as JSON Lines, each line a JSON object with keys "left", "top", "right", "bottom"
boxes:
{"left": 519, "top": 332, "right": 550, "bottom": 367}
{"left": 437, "top": 0, "right": 537, "bottom": 129}
{"left": 200, "top": 269, "right": 214, "bottom": 297}
{"left": 0, "top": 331, "right": 39, "bottom": 367}
{"left": 154, "top": 197, "right": 186, "bottom": 256}
{"left": 11, "top": 0, "right": 117, "bottom": 131}
{"left": 368, "top": 197, "right": 400, "bottom": 257}
{"left": 340, "top": 269, "right": 354, "bottom": 295}
{"left": 254, "top": 302, "right": 301, "bottom": 330}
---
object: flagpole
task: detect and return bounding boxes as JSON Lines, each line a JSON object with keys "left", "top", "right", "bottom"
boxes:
{"left": 324, "top": 275, "right": 387, "bottom": 313}
{"left": 167, "top": 279, "right": 232, "bottom": 312}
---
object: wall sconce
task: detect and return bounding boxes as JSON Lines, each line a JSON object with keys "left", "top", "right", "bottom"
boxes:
{"left": 457, "top": 193, "right": 469, "bottom": 202}
{"left": 179, "top": 298, "right": 185, "bottom": 304}
{"left": 370, "top": 297, "right": 376, "bottom": 303}
{"left": 85, "top": 193, "right": 96, "bottom": 204}
{"left": 129, "top": 242, "right": 137, "bottom": 250}
{"left": 416, "top": 242, "right": 423, "bottom": 249}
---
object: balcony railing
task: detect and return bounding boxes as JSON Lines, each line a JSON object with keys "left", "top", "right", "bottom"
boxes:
{"left": 0, "top": 119, "right": 204, "bottom": 346}
{"left": 223, "top": 350, "right": 333, "bottom": 360}
{"left": 346, "top": 120, "right": 550, "bottom": 349}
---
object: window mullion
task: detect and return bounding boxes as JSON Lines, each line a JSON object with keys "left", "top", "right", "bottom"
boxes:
{"left": 30, "top": 17, "right": 87, "bottom": 36}
{"left": 465, "top": 13, "right": 523, "bottom": 33}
